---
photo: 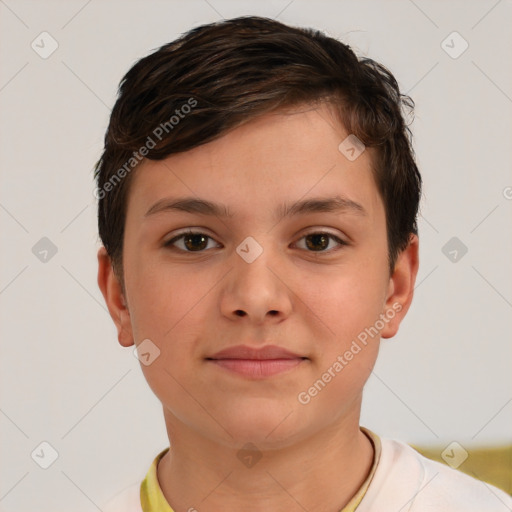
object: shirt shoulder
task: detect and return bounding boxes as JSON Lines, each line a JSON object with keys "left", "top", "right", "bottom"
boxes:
{"left": 358, "top": 436, "right": 512, "bottom": 512}
{"left": 102, "top": 483, "right": 142, "bottom": 512}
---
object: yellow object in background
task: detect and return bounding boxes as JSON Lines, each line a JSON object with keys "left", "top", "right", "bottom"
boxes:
{"left": 412, "top": 444, "right": 512, "bottom": 496}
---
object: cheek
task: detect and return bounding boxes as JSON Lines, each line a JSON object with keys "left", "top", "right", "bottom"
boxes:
{"left": 126, "top": 262, "right": 217, "bottom": 384}
{"left": 301, "top": 267, "right": 387, "bottom": 344}
{"left": 125, "top": 255, "right": 213, "bottom": 341}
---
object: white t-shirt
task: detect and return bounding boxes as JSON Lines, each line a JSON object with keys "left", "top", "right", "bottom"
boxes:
{"left": 103, "top": 437, "right": 512, "bottom": 511}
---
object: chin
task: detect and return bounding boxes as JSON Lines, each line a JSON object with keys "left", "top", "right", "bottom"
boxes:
{"left": 215, "top": 409, "right": 309, "bottom": 450}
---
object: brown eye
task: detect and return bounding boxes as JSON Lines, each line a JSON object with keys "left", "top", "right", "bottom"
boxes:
{"left": 183, "top": 233, "right": 208, "bottom": 251}
{"left": 165, "top": 231, "right": 219, "bottom": 252}
{"left": 305, "top": 233, "right": 330, "bottom": 251}
{"left": 295, "top": 232, "right": 346, "bottom": 252}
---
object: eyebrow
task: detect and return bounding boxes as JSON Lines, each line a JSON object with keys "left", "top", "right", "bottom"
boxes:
{"left": 144, "top": 195, "right": 366, "bottom": 220}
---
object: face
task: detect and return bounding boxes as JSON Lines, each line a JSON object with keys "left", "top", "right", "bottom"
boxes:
{"left": 98, "top": 103, "right": 418, "bottom": 450}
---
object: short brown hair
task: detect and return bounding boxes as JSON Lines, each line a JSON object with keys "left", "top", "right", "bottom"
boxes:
{"left": 94, "top": 16, "right": 421, "bottom": 284}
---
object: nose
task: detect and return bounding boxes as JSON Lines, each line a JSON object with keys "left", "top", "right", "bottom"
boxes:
{"left": 219, "top": 239, "right": 293, "bottom": 325}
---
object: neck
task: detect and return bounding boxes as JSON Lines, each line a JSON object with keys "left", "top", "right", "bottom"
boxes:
{"left": 157, "top": 408, "right": 375, "bottom": 512}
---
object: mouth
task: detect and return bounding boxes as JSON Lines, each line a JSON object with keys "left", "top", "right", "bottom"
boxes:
{"left": 205, "top": 344, "right": 308, "bottom": 378}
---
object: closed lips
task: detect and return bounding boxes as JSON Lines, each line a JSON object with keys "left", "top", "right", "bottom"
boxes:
{"left": 206, "top": 344, "right": 307, "bottom": 360}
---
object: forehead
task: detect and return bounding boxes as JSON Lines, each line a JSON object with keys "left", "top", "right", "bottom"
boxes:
{"left": 125, "top": 103, "right": 383, "bottom": 224}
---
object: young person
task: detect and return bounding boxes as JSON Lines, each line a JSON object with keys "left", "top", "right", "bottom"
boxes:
{"left": 96, "top": 16, "right": 512, "bottom": 512}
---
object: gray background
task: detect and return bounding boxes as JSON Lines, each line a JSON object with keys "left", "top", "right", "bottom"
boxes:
{"left": 0, "top": 0, "right": 511, "bottom": 509}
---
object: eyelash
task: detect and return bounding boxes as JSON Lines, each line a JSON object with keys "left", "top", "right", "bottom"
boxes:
{"left": 164, "top": 230, "right": 348, "bottom": 253}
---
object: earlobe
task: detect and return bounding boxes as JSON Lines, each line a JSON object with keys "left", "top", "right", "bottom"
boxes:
{"left": 96, "top": 247, "right": 135, "bottom": 347}
{"left": 381, "top": 234, "right": 419, "bottom": 339}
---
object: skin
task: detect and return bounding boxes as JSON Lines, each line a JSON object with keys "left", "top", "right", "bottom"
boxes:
{"left": 98, "top": 103, "right": 419, "bottom": 511}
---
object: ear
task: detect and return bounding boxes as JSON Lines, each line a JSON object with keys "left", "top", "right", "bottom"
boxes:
{"left": 97, "top": 246, "right": 135, "bottom": 347}
{"left": 381, "top": 234, "right": 419, "bottom": 339}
